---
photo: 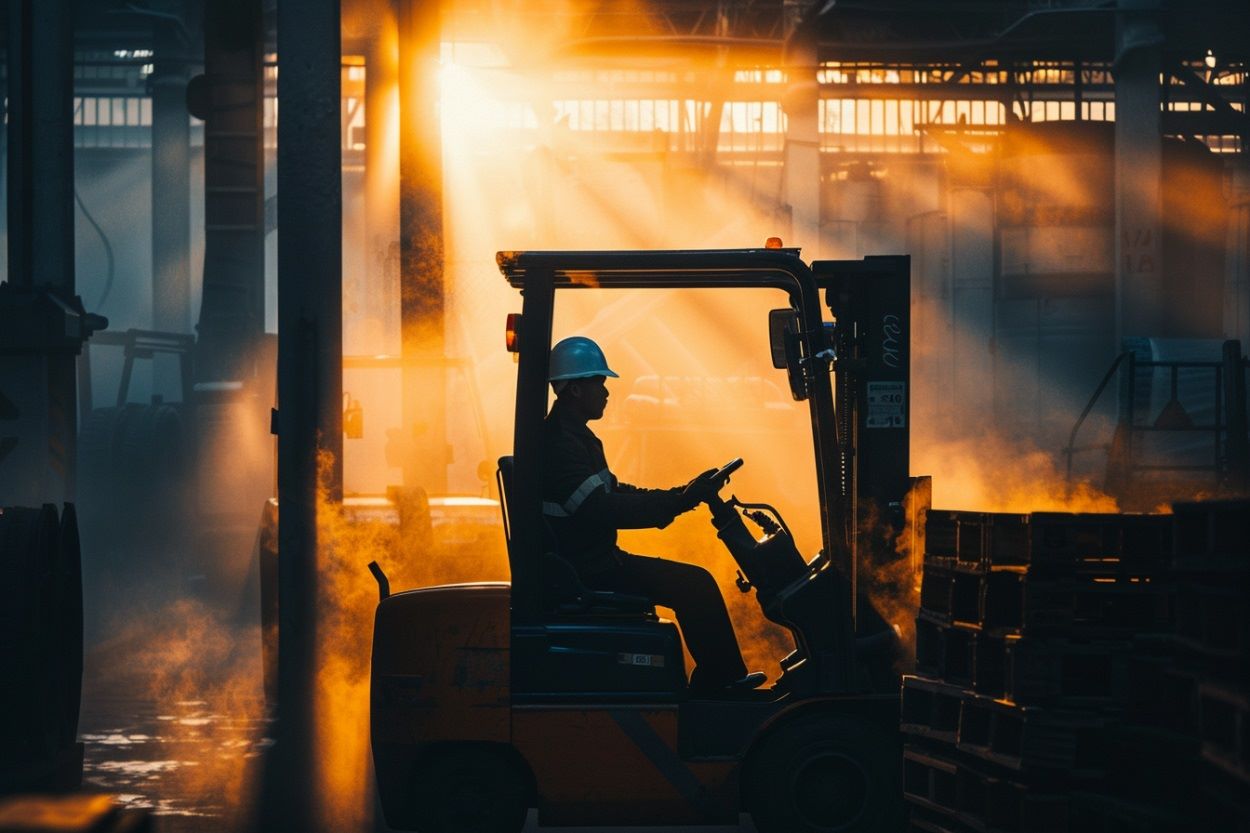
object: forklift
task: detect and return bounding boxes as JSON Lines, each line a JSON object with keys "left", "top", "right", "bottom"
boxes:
{"left": 369, "top": 246, "right": 918, "bottom": 833}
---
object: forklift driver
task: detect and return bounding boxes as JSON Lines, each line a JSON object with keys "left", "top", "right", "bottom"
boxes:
{"left": 542, "top": 336, "right": 766, "bottom": 695}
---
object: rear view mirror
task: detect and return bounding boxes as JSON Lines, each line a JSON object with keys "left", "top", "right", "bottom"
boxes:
{"left": 768, "top": 307, "right": 808, "bottom": 401}
{"left": 768, "top": 308, "right": 799, "bottom": 369}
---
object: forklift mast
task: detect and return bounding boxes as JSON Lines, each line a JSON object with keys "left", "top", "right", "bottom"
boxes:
{"left": 816, "top": 256, "right": 912, "bottom": 611}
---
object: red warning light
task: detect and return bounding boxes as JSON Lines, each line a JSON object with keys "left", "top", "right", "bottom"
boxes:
{"left": 765, "top": 237, "right": 783, "bottom": 249}
{"left": 505, "top": 313, "right": 521, "bottom": 352}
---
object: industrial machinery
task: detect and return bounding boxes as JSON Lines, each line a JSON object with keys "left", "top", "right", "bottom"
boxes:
{"left": 369, "top": 246, "right": 919, "bottom": 833}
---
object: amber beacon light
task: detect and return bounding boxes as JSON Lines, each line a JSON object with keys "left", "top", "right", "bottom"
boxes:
{"left": 505, "top": 313, "right": 522, "bottom": 352}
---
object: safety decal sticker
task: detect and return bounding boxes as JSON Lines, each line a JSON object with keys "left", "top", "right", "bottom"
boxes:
{"left": 866, "top": 381, "right": 906, "bottom": 428}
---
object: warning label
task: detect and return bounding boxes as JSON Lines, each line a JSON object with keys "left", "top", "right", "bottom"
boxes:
{"left": 866, "top": 382, "right": 906, "bottom": 428}
{"left": 618, "top": 652, "right": 666, "bottom": 668}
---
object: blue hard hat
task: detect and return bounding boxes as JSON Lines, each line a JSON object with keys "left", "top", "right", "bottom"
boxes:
{"left": 549, "top": 336, "right": 619, "bottom": 382}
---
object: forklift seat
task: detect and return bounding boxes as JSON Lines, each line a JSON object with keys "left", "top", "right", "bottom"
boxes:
{"left": 496, "top": 456, "right": 656, "bottom": 619}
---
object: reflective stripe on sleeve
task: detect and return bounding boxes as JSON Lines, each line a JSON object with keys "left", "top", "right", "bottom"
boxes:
{"left": 542, "top": 468, "right": 611, "bottom": 517}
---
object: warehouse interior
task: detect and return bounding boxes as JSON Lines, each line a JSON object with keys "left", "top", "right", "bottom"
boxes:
{"left": 1, "top": 1, "right": 1248, "bottom": 831}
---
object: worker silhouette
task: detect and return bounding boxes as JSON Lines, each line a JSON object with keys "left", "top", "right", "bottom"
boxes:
{"left": 542, "top": 336, "right": 765, "bottom": 694}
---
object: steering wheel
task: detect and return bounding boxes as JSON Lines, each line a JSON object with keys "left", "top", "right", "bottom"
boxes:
{"left": 684, "top": 458, "right": 744, "bottom": 505}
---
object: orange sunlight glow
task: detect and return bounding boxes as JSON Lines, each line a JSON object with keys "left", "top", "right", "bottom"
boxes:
{"left": 318, "top": 4, "right": 1225, "bottom": 825}
{"left": 311, "top": 450, "right": 392, "bottom": 829}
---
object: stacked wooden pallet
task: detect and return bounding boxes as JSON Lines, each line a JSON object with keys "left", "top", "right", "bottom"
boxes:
{"left": 1118, "top": 500, "right": 1250, "bottom": 833}
{"left": 902, "top": 509, "right": 1181, "bottom": 833}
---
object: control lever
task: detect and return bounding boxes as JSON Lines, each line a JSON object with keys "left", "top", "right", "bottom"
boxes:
{"left": 734, "top": 570, "right": 752, "bottom": 593}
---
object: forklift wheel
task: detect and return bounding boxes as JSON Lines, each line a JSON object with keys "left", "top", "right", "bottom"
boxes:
{"left": 409, "top": 747, "right": 529, "bottom": 833}
{"left": 745, "top": 713, "right": 902, "bottom": 833}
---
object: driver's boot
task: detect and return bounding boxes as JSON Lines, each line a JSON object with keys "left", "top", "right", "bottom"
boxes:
{"left": 691, "top": 668, "right": 767, "bottom": 697}
{"left": 726, "top": 671, "right": 767, "bottom": 691}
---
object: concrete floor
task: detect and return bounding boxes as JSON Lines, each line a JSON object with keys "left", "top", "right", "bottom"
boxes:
{"left": 520, "top": 813, "right": 756, "bottom": 833}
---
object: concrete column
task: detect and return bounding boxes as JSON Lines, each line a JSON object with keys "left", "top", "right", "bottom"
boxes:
{"left": 151, "top": 21, "right": 192, "bottom": 407}
{"left": 398, "top": 0, "right": 448, "bottom": 494}
{"left": 1114, "top": 0, "right": 1165, "bottom": 344}
{"left": 151, "top": 22, "right": 192, "bottom": 337}
{"left": 783, "top": 11, "right": 820, "bottom": 257}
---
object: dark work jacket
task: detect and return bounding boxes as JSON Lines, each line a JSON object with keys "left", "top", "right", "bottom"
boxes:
{"left": 542, "top": 401, "right": 689, "bottom": 576}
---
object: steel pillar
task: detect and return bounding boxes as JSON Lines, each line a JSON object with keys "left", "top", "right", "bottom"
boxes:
{"left": 1114, "top": 0, "right": 1165, "bottom": 344}
{"left": 265, "top": 0, "right": 342, "bottom": 827}
{"left": 398, "top": 0, "right": 448, "bottom": 494}
{"left": 783, "top": 7, "right": 820, "bottom": 257}
{"left": 0, "top": 0, "right": 84, "bottom": 508}
{"left": 196, "top": 0, "right": 265, "bottom": 383}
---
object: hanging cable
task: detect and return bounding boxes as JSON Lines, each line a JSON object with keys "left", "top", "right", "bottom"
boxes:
{"left": 74, "top": 188, "right": 115, "bottom": 309}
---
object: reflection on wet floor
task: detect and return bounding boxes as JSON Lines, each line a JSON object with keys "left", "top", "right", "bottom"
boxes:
{"left": 78, "top": 695, "right": 756, "bottom": 833}
{"left": 80, "top": 695, "right": 272, "bottom": 830}
{"left": 79, "top": 700, "right": 759, "bottom": 833}
{"left": 76, "top": 582, "right": 272, "bottom": 829}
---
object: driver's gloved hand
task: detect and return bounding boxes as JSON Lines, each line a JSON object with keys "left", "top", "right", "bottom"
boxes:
{"left": 679, "top": 467, "right": 723, "bottom": 509}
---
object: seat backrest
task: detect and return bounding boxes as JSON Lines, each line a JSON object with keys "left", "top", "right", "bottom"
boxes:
{"left": 497, "top": 454, "right": 654, "bottom": 618}
{"left": 498, "top": 454, "right": 573, "bottom": 592}
{"left": 496, "top": 455, "right": 517, "bottom": 567}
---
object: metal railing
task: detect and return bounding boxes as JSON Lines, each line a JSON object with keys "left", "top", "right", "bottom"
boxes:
{"left": 1065, "top": 340, "right": 1250, "bottom": 493}
{"left": 1064, "top": 350, "right": 1131, "bottom": 482}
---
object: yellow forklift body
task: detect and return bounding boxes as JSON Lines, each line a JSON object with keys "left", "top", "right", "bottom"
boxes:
{"left": 513, "top": 707, "right": 737, "bottom": 826}
{"left": 372, "top": 581, "right": 741, "bottom": 826}
{"left": 370, "top": 583, "right": 510, "bottom": 745}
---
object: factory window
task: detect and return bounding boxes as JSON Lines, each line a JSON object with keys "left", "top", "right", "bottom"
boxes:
{"left": 556, "top": 98, "right": 681, "bottom": 133}
{"left": 733, "top": 68, "right": 786, "bottom": 84}
{"left": 73, "top": 95, "right": 152, "bottom": 148}
{"left": 817, "top": 94, "right": 1007, "bottom": 153}
{"left": 720, "top": 101, "right": 785, "bottom": 152}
